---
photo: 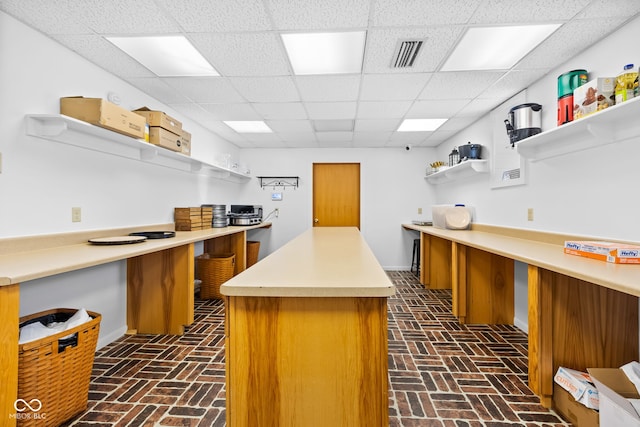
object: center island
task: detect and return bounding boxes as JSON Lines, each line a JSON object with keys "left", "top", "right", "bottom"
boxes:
{"left": 221, "top": 227, "right": 395, "bottom": 427}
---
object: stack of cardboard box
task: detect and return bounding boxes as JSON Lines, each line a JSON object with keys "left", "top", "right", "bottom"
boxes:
{"left": 134, "top": 107, "right": 183, "bottom": 153}
{"left": 174, "top": 207, "right": 203, "bottom": 231}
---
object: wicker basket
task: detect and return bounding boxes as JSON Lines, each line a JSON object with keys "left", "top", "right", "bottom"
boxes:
{"left": 247, "top": 241, "right": 261, "bottom": 268}
{"left": 18, "top": 308, "right": 101, "bottom": 427}
{"left": 196, "top": 253, "right": 235, "bottom": 299}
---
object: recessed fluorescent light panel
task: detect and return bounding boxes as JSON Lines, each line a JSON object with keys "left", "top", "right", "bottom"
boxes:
{"left": 397, "top": 119, "right": 447, "bottom": 132}
{"left": 281, "top": 31, "right": 366, "bottom": 75}
{"left": 441, "top": 24, "right": 561, "bottom": 71}
{"left": 224, "top": 121, "right": 273, "bottom": 133}
{"left": 106, "top": 36, "right": 219, "bottom": 77}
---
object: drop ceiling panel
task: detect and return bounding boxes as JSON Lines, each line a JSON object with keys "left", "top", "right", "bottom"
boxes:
{"left": 352, "top": 131, "right": 393, "bottom": 144}
{"left": 295, "top": 75, "right": 361, "bottom": 102}
{"left": 316, "top": 132, "right": 354, "bottom": 142}
{"left": 162, "top": 77, "right": 245, "bottom": 103}
{"left": 364, "top": 27, "right": 464, "bottom": 74}
{"left": 190, "top": 33, "right": 291, "bottom": 77}
{"left": 406, "top": 100, "right": 471, "bottom": 118}
{"left": 479, "top": 70, "right": 548, "bottom": 100}
{"left": 373, "top": 0, "right": 482, "bottom": 26}
{"left": 252, "top": 103, "right": 308, "bottom": 120}
{"left": 229, "top": 77, "right": 300, "bottom": 103}
{"left": 279, "top": 132, "right": 318, "bottom": 143}
{"left": 267, "top": 0, "right": 370, "bottom": 30}
{"left": 356, "top": 101, "right": 413, "bottom": 119}
{"left": 199, "top": 103, "right": 261, "bottom": 120}
{"left": 576, "top": 0, "right": 640, "bottom": 18}
{"left": 266, "top": 120, "right": 314, "bottom": 132}
{"left": 468, "top": 0, "right": 590, "bottom": 24}
{"left": 156, "top": 0, "right": 272, "bottom": 32}
{"left": 0, "top": 0, "right": 89, "bottom": 34}
{"left": 305, "top": 102, "right": 357, "bottom": 120}
{"left": 126, "top": 78, "right": 192, "bottom": 105}
{"left": 354, "top": 119, "right": 401, "bottom": 132}
{"left": 419, "top": 71, "right": 505, "bottom": 100}
{"left": 360, "top": 74, "right": 431, "bottom": 101}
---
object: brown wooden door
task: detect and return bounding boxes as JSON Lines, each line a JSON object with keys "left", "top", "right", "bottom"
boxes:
{"left": 312, "top": 163, "right": 360, "bottom": 228}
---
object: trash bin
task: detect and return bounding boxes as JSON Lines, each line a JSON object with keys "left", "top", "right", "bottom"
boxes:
{"left": 196, "top": 253, "right": 235, "bottom": 299}
{"left": 247, "top": 241, "right": 260, "bottom": 268}
{"left": 18, "top": 308, "right": 101, "bottom": 427}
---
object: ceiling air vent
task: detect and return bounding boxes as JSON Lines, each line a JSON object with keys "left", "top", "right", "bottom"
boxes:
{"left": 391, "top": 39, "right": 425, "bottom": 68}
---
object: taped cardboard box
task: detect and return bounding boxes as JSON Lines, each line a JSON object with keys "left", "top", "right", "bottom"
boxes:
{"left": 133, "top": 107, "right": 182, "bottom": 134}
{"left": 554, "top": 366, "right": 599, "bottom": 409}
{"left": 149, "top": 127, "right": 182, "bottom": 152}
{"left": 588, "top": 368, "right": 640, "bottom": 427}
{"left": 60, "top": 97, "right": 146, "bottom": 139}
{"left": 554, "top": 384, "right": 599, "bottom": 427}
{"left": 180, "top": 129, "right": 191, "bottom": 156}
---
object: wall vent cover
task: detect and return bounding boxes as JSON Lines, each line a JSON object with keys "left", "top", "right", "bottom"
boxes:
{"left": 391, "top": 39, "right": 425, "bottom": 68}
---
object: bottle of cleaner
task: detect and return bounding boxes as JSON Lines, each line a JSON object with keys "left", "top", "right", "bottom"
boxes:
{"left": 615, "top": 64, "right": 638, "bottom": 104}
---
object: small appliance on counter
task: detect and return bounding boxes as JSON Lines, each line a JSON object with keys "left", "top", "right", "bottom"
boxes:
{"left": 457, "top": 142, "right": 482, "bottom": 161}
{"left": 504, "top": 103, "right": 542, "bottom": 147}
{"left": 431, "top": 205, "right": 473, "bottom": 230}
{"left": 227, "top": 205, "right": 263, "bottom": 226}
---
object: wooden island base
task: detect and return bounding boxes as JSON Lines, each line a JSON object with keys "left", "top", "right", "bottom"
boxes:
{"left": 226, "top": 296, "right": 388, "bottom": 427}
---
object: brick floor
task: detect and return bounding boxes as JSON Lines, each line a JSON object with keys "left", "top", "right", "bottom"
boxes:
{"left": 64, "top": 271, "right": 571, "bottom": 426}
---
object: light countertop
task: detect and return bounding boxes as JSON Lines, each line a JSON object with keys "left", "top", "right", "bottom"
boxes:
{"left": 0, "top": 223, "right": 270, "bottom": 286}
{"left": 403, "top": 223, "right": 640, "bottom": 297}
{"left": 221, "top": 227, "right": 395, "bottom": 298}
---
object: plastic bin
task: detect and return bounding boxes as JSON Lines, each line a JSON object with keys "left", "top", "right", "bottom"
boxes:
{"left": 18, "top": 308, "right": 101, "bottom": 427}
{"left": 196, "top": 253, "right": 235, "bottom": 299}
{"left": 247, "top": 241, "right": 261, "bottom": 268}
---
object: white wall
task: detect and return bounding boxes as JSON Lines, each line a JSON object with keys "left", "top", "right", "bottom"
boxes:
{"left": 0, "top": 12, "right": 245, "bottom": 347}
{"left": 431, "top": 15, "right": 640, "bottom": 330}
{"left": 236, "top": 147, "right": 437, "bottom": 268}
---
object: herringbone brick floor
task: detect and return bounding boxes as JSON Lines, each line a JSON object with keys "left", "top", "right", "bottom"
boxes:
{"left": 64, "top": 271, "right": 571, "bottom": 426}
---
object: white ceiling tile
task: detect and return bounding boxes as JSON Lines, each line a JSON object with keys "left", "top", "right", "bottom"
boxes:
{"left": 196, "top": 120, "right": 250, "bottom": 142}
{"left": 242, "top": 133, "right": 284, "bottom": 143}
{"left": 199, "top": 103, "right": 261, "bottom": 120}
{"left": 317, "top": 139, "right": 353, "bottom": 148}
{"left": 52, "top": 35, "right": 154, "bottom": 78}
{"left": 253, "top": 103, "right": 308, "bottom": 120}
{"left": 190, "top": 33, "right": 290, "bottom": 77}
{"left": 456, "top": 98, "right": 503, "bottom": 117}
{"left": 0, "top": 0, "right": 89, "bottom": 34}
{"left": 266, "top": 120, "right": 313, "bottom": 132}
{"left": 418, "top": 72, "right": 505, "bottom": 100}
{"left": 354, "top": 119, "right": 401, "bottom": 132}
{"left": 406, "top": 100, "right": 470, "bottom": 118}
{"left": 479, "top": 70, "right": 548, "bottom": 100}
{"left": 373, "top": 0, "right": 482, "bottom": 26}
{"left": 296, "top": 75, "right": 361, "bottom": 102}
{"left": 422, "top": 131, "right": 459, "bottom": 146}
{"left": 389, "top": 132, "right": 431, "bottom": 143}
{"left": 162, "top": 77, "right": 245, "bottom": 103}
{"left": 357, "top": 101, "right": 413, "bottom": 119}
{"left": 279, "top": 132, "right": 318, "bottom": 143}
{"left": 166, "top": 103, "right": 214, "bottom": 123}
{"left": 438, "top": 116, "right": 480, "bottom": 133}
{"left": 156, "top": 0, "right": 272, "bottom": 32}
{"left": 316, "top": 132, "right": 354, "bottom": 142}
{"left": 352, "top": 131, "right": 393, "bottom": 142}
{"left": 364, "top": 27, "right": 464, "bottom": 74}
{"left": 267, "top": 0, "right": 370, "bottom": 30}
{"left": 360, "top": 74, "right": 431, "bottom": 101}
{"left": 306, "top": 102, "right": 357, "bottom": 120}
{"left": 576, "top": 0, "right": 640, "bottom": 18}
{"left": 469, "top": 0, "right": 590, "bottom": 24}
{"left": 65, "top": 0, "right": 181, "bottom": 34}
{"left": 229, "top": 77, "right": 300, "bottom": 102}
{"left": 126, "top": 77, "right": 192, "bottom": 104}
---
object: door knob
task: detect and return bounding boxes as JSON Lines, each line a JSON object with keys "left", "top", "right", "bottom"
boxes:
{"left": 314, "top": 218, "right": 319, "bottom": 223}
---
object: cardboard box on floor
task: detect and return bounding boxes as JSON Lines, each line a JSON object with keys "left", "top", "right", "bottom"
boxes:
{"left": 554, "top": 384, "right": 599, "bottom": 427}
{"left": 589, "top": 368, "right": 640, "bottom": 427}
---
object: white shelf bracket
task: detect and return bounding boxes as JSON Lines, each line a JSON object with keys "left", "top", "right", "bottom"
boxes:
{"left": 26, "top": 116, "right": 68, "bottom": 138}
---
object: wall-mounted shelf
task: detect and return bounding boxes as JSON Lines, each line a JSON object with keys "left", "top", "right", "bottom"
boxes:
{"left": 517, "top": 96, "right": 640, "bottom": 162}
{"left": 24, "top": 114, "right": 251, "bottom": 183}
{"left": 425, "top": 160, "right": 489, "bottom": 184}
{"left": 257, "top": 176, "right": 299, "bottom": 189}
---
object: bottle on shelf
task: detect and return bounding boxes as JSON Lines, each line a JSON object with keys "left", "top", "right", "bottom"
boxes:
{"left": 614, "top": 64, "right": 638, "bottom": 104}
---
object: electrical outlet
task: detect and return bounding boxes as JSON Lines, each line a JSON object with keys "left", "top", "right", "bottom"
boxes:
{"left": 417, "top": 207, "right": 423, "bottom": 214}
{"left": 72, "top": 207, "right": 82, "bottom": 222}
{"left": 527, "top": 208, "right": 534, "bottom": 221}
{"left": 275, "top": 208, "right": 280, "bottom": 218}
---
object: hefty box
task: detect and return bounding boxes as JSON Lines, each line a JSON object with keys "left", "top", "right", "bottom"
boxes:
{"left": 564, "top": 241, "right": 640, "bottom": 264}
{"left": 588, "top": 368, "right": 640, "bottom": 427}
{"left": 573, "top": 77, "right": 615, "bottom": 120}
{"left": 149, "top": 127, "right": 182, "bottom": 152}
{"left": 133, "top": 107, "right": 182, "bottom": 135}
{"left": 554, "top": 367, "right": 599, "bottom": 409}
{"left": 60, "top": 97, "right": 146, "bottom": 139}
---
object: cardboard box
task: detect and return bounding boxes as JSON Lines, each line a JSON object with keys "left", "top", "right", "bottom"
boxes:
{"left": 180, "top": 129, "right": 191, "bottom": 156}
{"left": 564, "top": 241, "right": 640, "bottom": 264}
{"left": 554, "top": 384, "right": 599, "bottom": 427}
{"left": 149, "top": 127, "right": 182, "bottom": 152}
{"left": 574, "top": 78, "right": 615, "bottom": 120}
{"left": 589, "top": 368, "right": 640, "bottom": 427}
{"left": 133, "top": 107, "right": 182, "bottom": 134}
{"left": 60, "top": 97, "right": 146, "bottom": 139}
{"left": 554, "top": 366, "right": 599, "bottom": 409}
